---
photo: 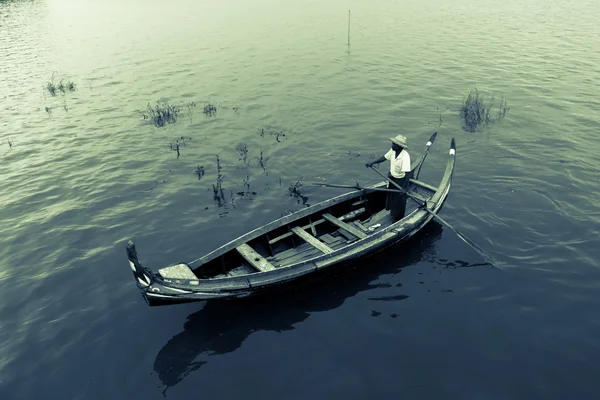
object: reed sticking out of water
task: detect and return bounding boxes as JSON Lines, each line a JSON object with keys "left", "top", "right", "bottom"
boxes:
{"left": 236, "top": 142, "right": 249, "bottom": 166}
{"left": 186, "top": 101, "right": 197, "bottom": 123}
{"left": 289, "top": 180, "right": 309, "bottom": 205}
{"left": 348, "top": 10, "right": 351, "bottom": 46}
{"left": 256, "top": 149, "right": 269, "bottom": 175}
{"left": 497, "top": 97, "right": 509, "bottom": 119}
{"left": 459, "top": 87, "right": 508, "bottom": 132}
{"left": 237, "top": 170, "right": 257, "bottom": 198}
{"left": 212, "top": 155, "right": 226, "bottom": 206}
{"left": 195, "top": 165, "right": 205, "bottom": 180}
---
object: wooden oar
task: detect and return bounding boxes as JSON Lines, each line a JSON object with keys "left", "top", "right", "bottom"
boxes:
{"left": 309, "top": 182, "right": 405, "bottom": 194}
{"left": 413, "top": 131, "right": 437, "bottom": 180}
{"left": 369, "top": 164, "right": 500, "bottom": 268}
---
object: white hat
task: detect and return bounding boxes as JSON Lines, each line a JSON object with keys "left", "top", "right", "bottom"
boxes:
{"left": 390, "top": 134, "right": 408, "bottom": 148}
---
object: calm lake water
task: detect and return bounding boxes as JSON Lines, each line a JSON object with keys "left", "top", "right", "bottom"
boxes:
{"left": 2, "top": 0, "right": 600, "bottom": 398}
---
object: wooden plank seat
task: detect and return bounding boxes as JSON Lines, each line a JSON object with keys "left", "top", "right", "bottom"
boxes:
{"left": 158, "top": 263, "right": 198, "bottom": 280}
{"left": 291, "top": 227, "right": 334, "bottom": 254}
{"left": 353, "top": 221, "right": 368, "bottom": 232}
{"left": 323, "top": 213, "right": 368, "bottom": 239}
{"left": 409, "top": 178, "right": 438, "bottom": 192}
{"left": 236, "top": 243, "right": 277, "bottom": 272}
{"left": 406, "top": 190, "right": 431, "bottom": 203}
{"left": 268, "top": 207, "right": 366, "bottom": 245}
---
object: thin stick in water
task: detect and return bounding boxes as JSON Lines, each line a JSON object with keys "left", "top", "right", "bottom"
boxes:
{"left": 347, "top": 10, "right": 351, "bottom": 46}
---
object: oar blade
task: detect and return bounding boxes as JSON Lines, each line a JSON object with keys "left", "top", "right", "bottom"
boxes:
{"left": 414, "top": 131, "right": 438, "bottom": 179}
{"left": 426, "top": 131, "right": 438, "bottom": 148}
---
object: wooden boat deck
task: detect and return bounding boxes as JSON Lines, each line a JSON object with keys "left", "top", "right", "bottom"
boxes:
{"left": 267, "top": 208, "right": 400, "bottom": 268}
{"left": 159, "top": 193, "right": 424, "bottom": 279}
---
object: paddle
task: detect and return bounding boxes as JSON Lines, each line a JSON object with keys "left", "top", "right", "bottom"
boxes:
{"left": 309, "top": 182, "right": 410, "bottom": 194}
{"left": 413, "top": 131, "right": 437, "bottom": 180}
{"left": 369, "top": 165, "right": 500, "bottom": 267}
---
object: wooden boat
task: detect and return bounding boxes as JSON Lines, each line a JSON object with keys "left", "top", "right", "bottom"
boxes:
{"left": 126, "top": 134, "right": 456, "bottom": 306}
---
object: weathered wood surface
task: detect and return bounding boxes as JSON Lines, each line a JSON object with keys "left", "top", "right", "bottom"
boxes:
{"left": 320, "top": 233, "right": 337, "bottom": 244}
{"left": 275, "top": 247, "right": 322, "bottom": 267}
{"left": 190, "top": 190, "right": 367, "bottom": 268}
{"left": 158, "top": 263, "right": 198, "bottom": 280}
{"left": 353, "top": 221, "right": 368, "bottom": 232}
{"left": 409, "top": 178, "right": 438, "bottom": 192}
{"left": 269, "top": 218, "right": 326, "bottom": 245}
{"left": 366, "top": 210, "right": 390, "bottom": 225}
{"left": 291, "top": 227, "right": 334, "bottom": 254}
{"left": 268, "top": 207, "right": 366, "bottom": 246}
{"left": 270, "top": 234, "right": 346, "bottom": 265}
{"left": 236, "top": 243, "right": 277, "bottom": 272}
{"left": 323, "top": 213, "right": 368, "bottom": 239}
{"left": 276, "top": 236, "right": 350, "bottom": 267}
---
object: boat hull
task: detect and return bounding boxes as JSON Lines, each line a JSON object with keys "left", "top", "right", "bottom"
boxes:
{"left": 144, "top": 220, "right": 436, "bottom": 306}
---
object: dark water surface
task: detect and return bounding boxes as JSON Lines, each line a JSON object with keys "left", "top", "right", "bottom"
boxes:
{"left": 2, "top": 0, "right": 600, "bottom": 398}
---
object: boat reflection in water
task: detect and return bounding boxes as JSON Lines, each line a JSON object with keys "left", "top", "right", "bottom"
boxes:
{"left": 153, "top": 221, "right": 446, "bottom": 392}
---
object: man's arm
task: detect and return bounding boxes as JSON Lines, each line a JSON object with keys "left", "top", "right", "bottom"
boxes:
{"left": 365, "top": 155, "right": 386, "bottom": 168}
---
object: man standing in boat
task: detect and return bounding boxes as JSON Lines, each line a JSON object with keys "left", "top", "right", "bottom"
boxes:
{"left": 365, "top": 134, "right": 411, "bottom": 220}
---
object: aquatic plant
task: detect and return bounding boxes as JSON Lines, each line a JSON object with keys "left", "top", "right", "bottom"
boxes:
{"left": 44, "top": 72, "right": 76, "bottom": 97}
{"left": 203, "top": 103, "right": 217, "bottom": 117}
{"left": 459, "top": 87, "right": 508, "bottom": 132}
{"left": 272, "top": 131, "right": 286, "bottom": 142}
{"left": 195, "top": 165, "right": 205, "bottom": 180}
{"left": 46, "top": 82, "right": 57, "bottom": 96}
{"left": 235, "top": 143, "right": 249, "bottom": 165}
{"left": 288, "top": 180, "right": 309, "bottom": 205}
{"left": 139, "top": 100, "right": 198, "bottom": 127}
{"left": 497, "top": 96, "right": 509, "bottom": 119}
{"left": 57, "top": 80, "right": 66, "bottom": 94}
{"left": 66, "top": 80, "right": 76, "bottom": 92}
{"left": 460, "top": 87, "right": 493, "bottom": 132}
{"left": 256, "top": 149, "right": 269, "bottom": 175}
{"left": 243, "top": 171, "right": 251, "bottom": 192}
{"left": 236, "top": 170, "right": 257, "bottom": 198}
{"left": 212, "top": 155, "right": 226, "bottom": 206}
{"left": 140, "top": 100, "right": 181, "bottom": 127}
{"left": 258, "top": 127, "right": 287, "bottom": 142}
{"left": 430, "top": 105, "right": 451, "bottom": 128}
{"left": 185, "top": 101, "right": 197, "bottom": 122}
{"left": 288, "top": 180, "right": 303, "bottom": 196}
{"left": 173, "top": 142, "right": 180, "bottom": 158}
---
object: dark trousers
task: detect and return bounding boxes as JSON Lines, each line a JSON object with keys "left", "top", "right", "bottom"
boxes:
{"left": 386, "top": 172, "right": 409, "bottom": 220}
